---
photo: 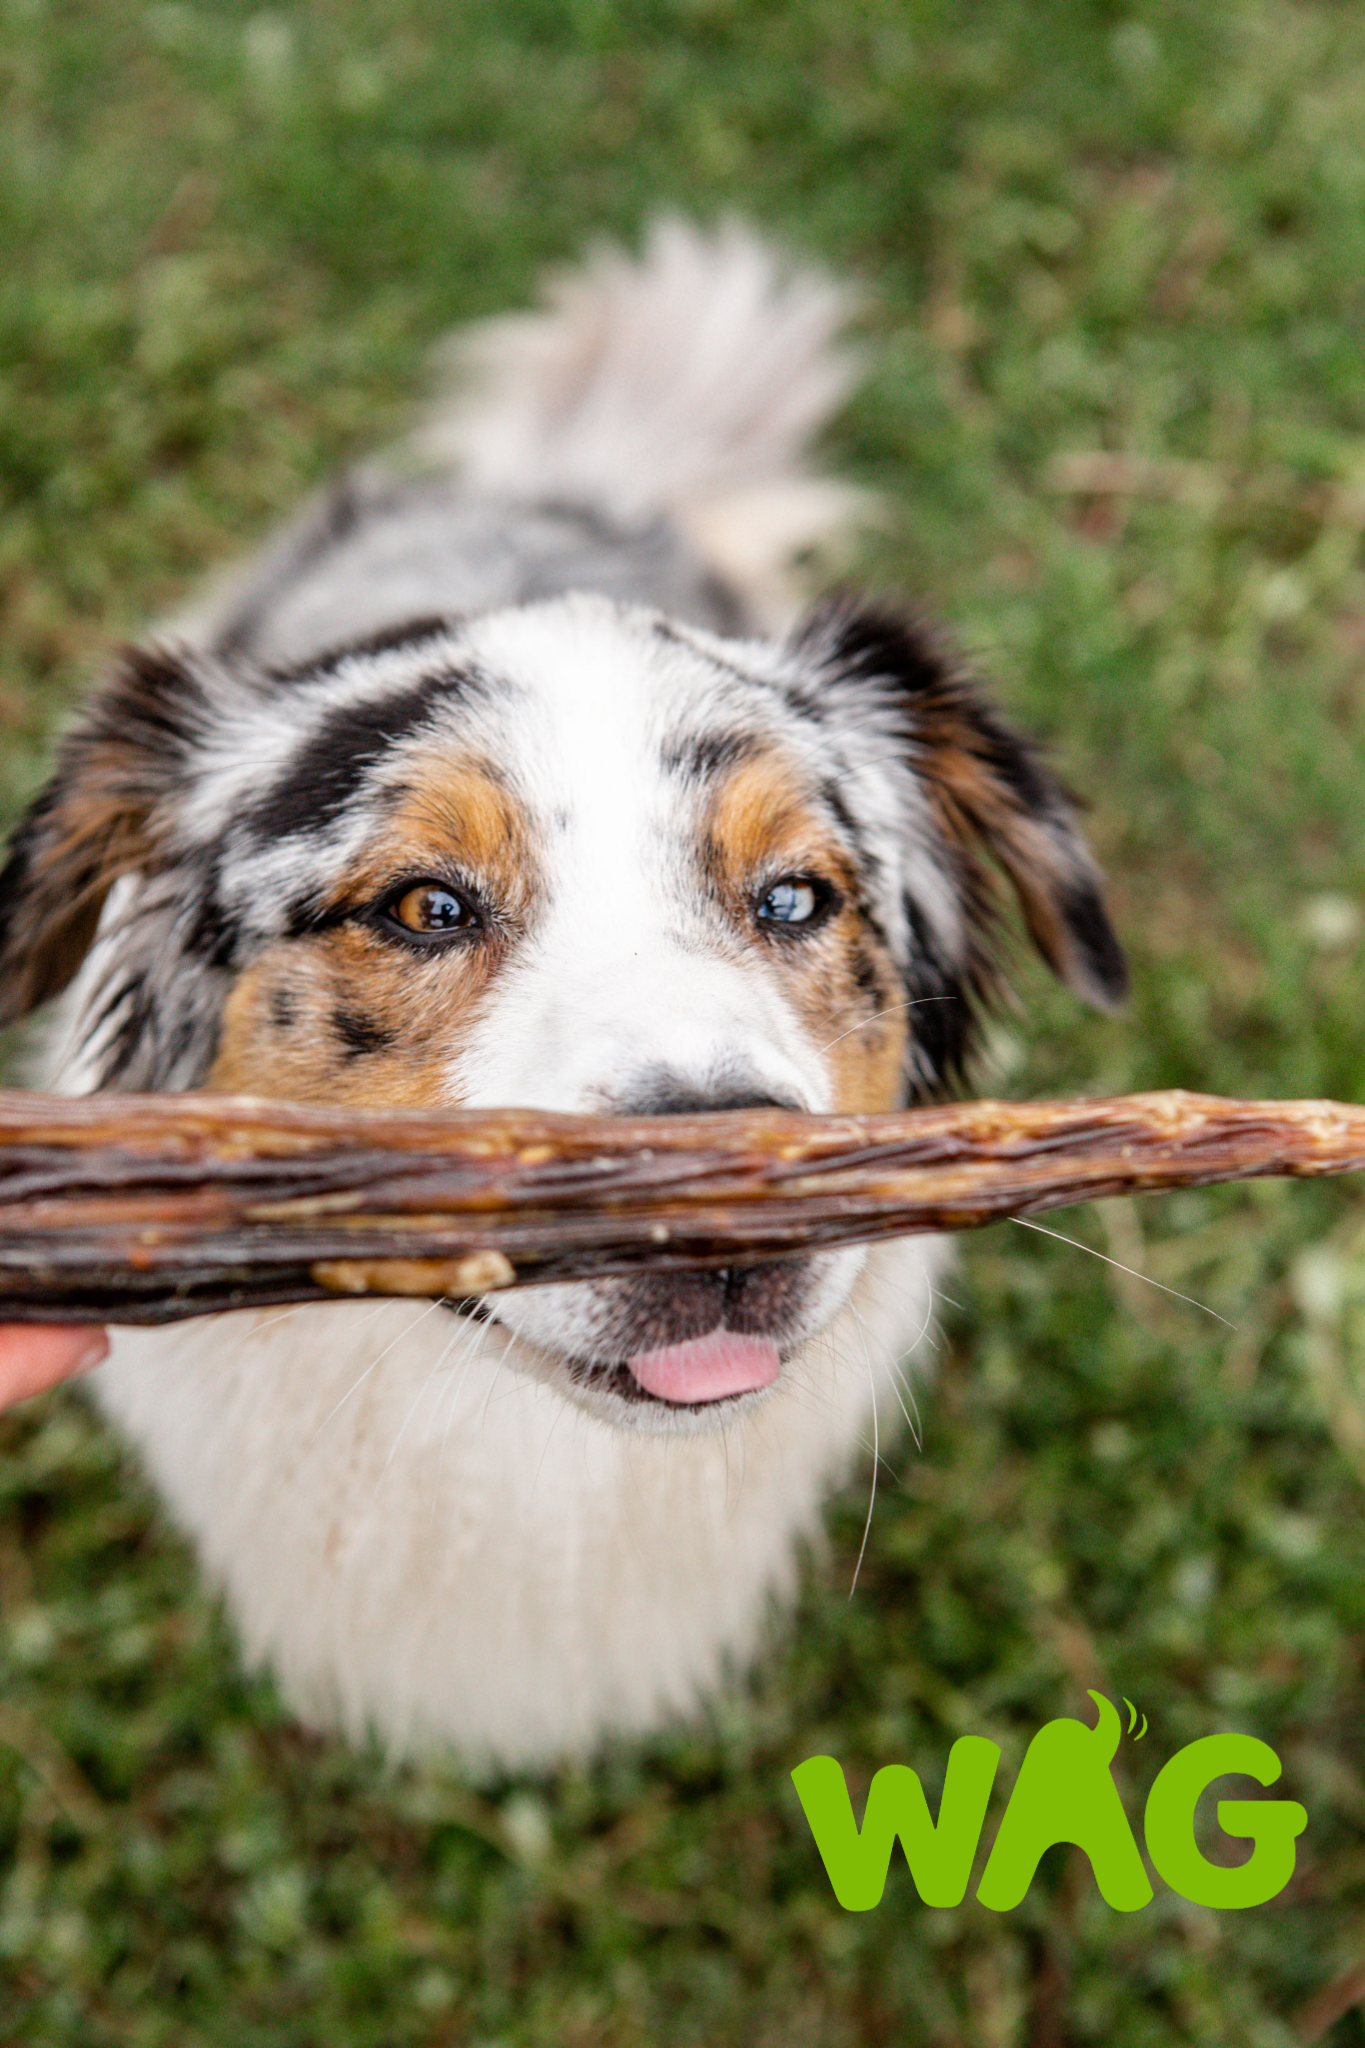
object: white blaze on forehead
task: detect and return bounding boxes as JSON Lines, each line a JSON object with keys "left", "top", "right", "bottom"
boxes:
{"left": 447, "top": 596, "right": 832, "bottom": 1114}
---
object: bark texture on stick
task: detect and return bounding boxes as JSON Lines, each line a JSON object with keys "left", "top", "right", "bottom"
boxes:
{"left": 0, "top": 1087, "right": 1361, "bottom": 1323}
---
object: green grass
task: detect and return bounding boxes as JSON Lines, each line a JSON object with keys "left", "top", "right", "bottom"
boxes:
{"left": 4, "top": 0, "right": 1365, "bottom": 2040}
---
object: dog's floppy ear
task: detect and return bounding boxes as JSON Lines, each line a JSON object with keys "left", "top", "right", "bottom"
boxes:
{"left": 797, "top": 598, "right": 1128, "bottom": 1010}
{"left": 0, "top": 646, "right": 207, "bottom": 1024}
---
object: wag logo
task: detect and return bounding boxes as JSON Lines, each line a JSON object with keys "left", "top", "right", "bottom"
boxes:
{"left": 792, "top": 1694, "right": 1306, "bottom": 1913}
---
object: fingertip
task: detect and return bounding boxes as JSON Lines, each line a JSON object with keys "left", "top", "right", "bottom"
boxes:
{"left": 0, "top": 1325, "right": 110, "bottom": 1409}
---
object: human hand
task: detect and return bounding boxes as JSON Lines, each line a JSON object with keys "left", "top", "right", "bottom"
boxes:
{"left": 0, "top": 1326, "right": 108, "bottom": 1411}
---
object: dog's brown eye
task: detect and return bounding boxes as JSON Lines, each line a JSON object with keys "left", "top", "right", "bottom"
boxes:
{"left": 386, "top": 883, "right": 477, "bottom": 936}
{"left": 755, "top": 875, "right": 836, "bottom": 931}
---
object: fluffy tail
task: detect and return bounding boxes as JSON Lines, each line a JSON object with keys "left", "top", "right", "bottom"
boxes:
{"left": 418, "top": 217, "right": 873, "bottom": 626}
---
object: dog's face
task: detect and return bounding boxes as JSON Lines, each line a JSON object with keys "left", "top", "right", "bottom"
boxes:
{"left": 0, "top": 593, "right": 1125, "bottom": 1425}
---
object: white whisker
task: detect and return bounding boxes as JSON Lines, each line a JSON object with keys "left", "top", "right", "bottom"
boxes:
{"left": 248, "top": 1297, "right": 394, "bottom": 1344}
{"left": 848, "top": 1313, "right": 880, "bottom": 1599}
{"left": 901, "top": 1286, "right": 936, "bottom": 1451}
{"left": 818, "top": 994, "right": 960, "bottom": 1057}
{"left": 431, "top": 1312, "right": 505, "bottom": 1529}
{"left": 849, "top": 1298, "right": 916, "bottom": 1450}
{"left": 1008, "top": 1215, "right": 1234, "bottom": 1327}
{"left": 308, "top": 1298, "right": 445, "bottom": 1447}
{"left": 889, "top": 1360, "right": 924, "bottom": 1452}
{"left": 244, "top": 1306, "right": 309, "bottom": 1340}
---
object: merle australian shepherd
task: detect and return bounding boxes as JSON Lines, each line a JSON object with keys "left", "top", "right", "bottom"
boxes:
{"left": 0, "top": 222, "right": 1125, "bottom": 1769}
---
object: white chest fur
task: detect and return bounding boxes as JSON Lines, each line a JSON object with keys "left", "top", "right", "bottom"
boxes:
{"left": 89, "top": 1236, "right": 943, "bottom": 1770}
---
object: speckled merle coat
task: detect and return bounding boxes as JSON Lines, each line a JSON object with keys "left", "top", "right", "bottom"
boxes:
{"left": 0, "top": 221, "right": 1125, "bottom": 1768}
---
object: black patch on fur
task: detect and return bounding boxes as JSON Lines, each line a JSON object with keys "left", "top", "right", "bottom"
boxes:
{"left": 795, "top": 594, "right": 1127, "bottom": 1016}
{"left": 972, "top": 713, "right": 1053, "bottom": 814}
{"left": 800, "top": 597, "right": 1059, "bottom": 811}
{"left": 112, "top": 645, "right": 211, "bottom": 749}
{"left": 1056, "top": 878, "right": 1130, "bottom": 1005}
{"left": 900, "top": 891, "right": 977, "bottom": 1099}
{"left": 246, "top": 673, "right": 471, "bottom": 842}
{"left": 179, "top": 860, "right": 238, "bottom": 971}
{"left": 796, "top": 597, "right": 950, "bottom": 699}
{"left": 93, "top": 977, "right": 158, "bottom": 1088}
{"left": 661, "top": 730, "right": 757, "bottom": 780}
{"left": 331, "top": 1007, "right": 395, "bottom": 1059}
{"left": 269, "top": 989, "right": 297, "bottom": 1031}
{"left": 779, "top": 682, "right": 829, "bottom": 725}
{"left": 282, "top": 891, "right": 339, "bottom": 940}
{"left": 161, "top": 1007, "right": 206, "bottom": 1078}
{"left": 80, "top": 973, "right": 142, "bottom": 1061}
{"left": 851, "top": 943, "right": 882, "bottom": 1001}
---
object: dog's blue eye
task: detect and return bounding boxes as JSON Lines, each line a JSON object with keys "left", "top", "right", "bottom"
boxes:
{"left": 757, "top": 877, "right": 826, "bottom": 927}
{"left": 386, "top": 883, "right": 476, "bottom": 936}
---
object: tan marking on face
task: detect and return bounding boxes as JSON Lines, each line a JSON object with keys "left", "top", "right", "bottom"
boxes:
{"left": 704, "top": 752, "right": 908, "bottom": 1115}
{"left": 210, "top": 754, "right": 538, "bottom": 1109}
{"left": 209, "top": 928, "right": 489, "bottom": 1106}
{"left": 819, "top": 931, "right": 910, "bottom": 1114}
{"left": 339, "top": 756, "right": 538, "bottom": 924}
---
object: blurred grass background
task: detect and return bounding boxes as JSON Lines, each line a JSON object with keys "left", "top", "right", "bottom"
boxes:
{"left": 3, "top": 0, "right": 1365, "bottom": 2041}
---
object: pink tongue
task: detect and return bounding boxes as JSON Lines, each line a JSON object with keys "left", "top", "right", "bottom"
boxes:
{"left": 627, "top": 1331, "right": 781, "bottom": 1405}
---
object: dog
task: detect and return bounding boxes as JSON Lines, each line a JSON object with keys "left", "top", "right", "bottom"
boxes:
{"left": 0, "top": 221, "right": 1125, "bottom": 1771}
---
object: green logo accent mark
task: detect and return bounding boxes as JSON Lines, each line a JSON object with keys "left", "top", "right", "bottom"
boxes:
{"left": 976, "top": 1692, "right": 1153, "bottom": 1912}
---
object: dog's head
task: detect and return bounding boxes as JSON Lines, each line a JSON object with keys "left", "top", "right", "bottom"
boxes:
{"left": 0, "top": 593, "right": 1124, "bottom": 1424}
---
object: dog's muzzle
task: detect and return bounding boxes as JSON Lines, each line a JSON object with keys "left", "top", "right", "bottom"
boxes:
{"left": 574, "top": 1257, "right": 811, "bottom": 1403}
{"left": 570, "top": 1075, "right": 814, "bottom": 1405}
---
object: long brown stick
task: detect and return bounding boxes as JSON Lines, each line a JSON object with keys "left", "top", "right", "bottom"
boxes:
{"left": 0, "top": 1087, "right": 1360, "bottom": 1323}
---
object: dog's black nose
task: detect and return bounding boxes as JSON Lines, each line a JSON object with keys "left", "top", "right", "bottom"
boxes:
{"left": 614, "top": 1074, "right": 804, "bottom": 1118}
{"left": 593, "top": 1073, "right": 814, "bottom": 1361}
